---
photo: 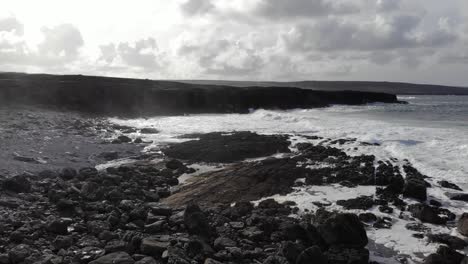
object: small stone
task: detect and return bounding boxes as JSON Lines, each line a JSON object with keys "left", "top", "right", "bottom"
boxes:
{"left": 89, "top": 252, "right": 135, "bottom": 264}
{"left": 214, "top": 237, "right": 237, "bottom": 250}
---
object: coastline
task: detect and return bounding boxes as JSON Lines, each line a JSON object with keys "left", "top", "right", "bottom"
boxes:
{"left": 1, "top": 105, "right": 467, "bottom": 263}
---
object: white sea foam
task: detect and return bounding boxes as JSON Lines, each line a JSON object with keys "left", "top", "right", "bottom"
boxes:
{"left": 109, "top": 105, "right": 468, "bottom": 188}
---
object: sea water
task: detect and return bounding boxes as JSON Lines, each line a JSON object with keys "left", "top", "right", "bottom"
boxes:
{"left": 110, "top": 95, "right": 468, "bottom": 188}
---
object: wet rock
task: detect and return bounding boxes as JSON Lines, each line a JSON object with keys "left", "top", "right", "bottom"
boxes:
{"left": 47, "top": 218, "right": 69, "bottom": 235}
{"left": 262, "top": 255, "right": 289, "bottom": 264}
{"left": 9, "top": 244, "right": 32, "bottom": 264}
{"left": 105, "top": 240, "right": 128, "bottom": 253}
{"left": 317, "top": 213, "right": 368, "bottom": 248}
{"left": 427, "top": 234, "right": 467, "bottom": 250}
{"left": 60, "top": 167, "right": 77, "bottom": 180}
{"left": 457, "top": 213, "right": 468, "bottom": 236}
{"left": 99, "top": 151, "right": 119, "bottom": 161}
{"left": 165, "top": 158, "right": 311, "bottom": 206}
{"left": 408, "top": 204, "right": 448, "bottom": 225}
{"left": 378, "top": 205, "right": 394, "bottom": 214}
{"left": 405, "top": 223, "right": 430, "bottom": 233}
{"left": 134, "top": 257, "right": 158, "bottom": 264}
{"left": 165, "top": 159, "right": 184, "bottom": 170}
{"left": 184, "top": 203, "right": 212, "bottom": 237}
{"left": 140, "top": 238, "right": 170, "bottom": 257}
{"left": 2, "top": 175, "right": 31, "bottom": 193}
{"left": 79, "top": 167, "right": 99, "bottom": 178}
{"left": 144, "top": 221, "right": 165, "bottom": 234}
{"left": 140, "top": 128, "right": 159, "bottom": 134}
{"left": 326, "top": 246, "right": 370, "bottom": 264}
{"left": 87, "top": 220, "right": 110, "bottom": 235}
{"left": 424, "top": 246, "right": 465, "bottom": 264}
{"left": 438, "top": 181, "right": 463, "bottom": 191}
{"left": 281, "top": 241, "right": 304, "bottom": 263}
{"left": 163, "top": 131, "right": 291, "bottom": 163}
{"left": 296, "top": 246, "right": 327, "bottom": 264}
{"left": 113, "top": 135, "right": 132, "bottom": 144}
{"left": 53, "top": 235, "right": 74, "bottom": 250}
{"left": 403, "top": 165, "right": 427, "bottom": 201}
{"left": 359, "top": 213, "right": 377, "bottom": 223}
{"left": 337, "top": 196, "right": 375, "bottom": 210}
{"left": 147, "top": 203, "right": 173, "bottom": 216}
{"left": 204, "top": 259, "right": 223, "bottom": 264}
{"left": 450, "top": 194, "right": 468, "bottom": 202}
{"left": 89, "top": 252, "right": 135, "bottom": 264}
{"left": 214, "top": 237, "right": 237, "bottom": 250}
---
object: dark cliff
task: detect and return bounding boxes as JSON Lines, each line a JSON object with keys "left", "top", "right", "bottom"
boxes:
{"left": 0, "top": 73, "right": 400, "bottom": 116}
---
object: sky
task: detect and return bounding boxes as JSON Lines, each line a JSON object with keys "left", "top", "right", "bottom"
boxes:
{"left": 0, "top": 0, "right": 467, "bottom": 86}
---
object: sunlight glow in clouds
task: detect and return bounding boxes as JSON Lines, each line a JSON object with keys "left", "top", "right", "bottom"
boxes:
{"left": 0, "top": 0, "right": 467, "bottom": 86}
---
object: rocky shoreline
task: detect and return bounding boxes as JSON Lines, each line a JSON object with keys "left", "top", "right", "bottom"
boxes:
{"left": 1, "top": 108, "right": 468, "bottom": 264}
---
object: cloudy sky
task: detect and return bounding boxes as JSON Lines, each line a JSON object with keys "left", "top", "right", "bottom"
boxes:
{"left": 1, "top": 0, "right": 467, "bottom": 86}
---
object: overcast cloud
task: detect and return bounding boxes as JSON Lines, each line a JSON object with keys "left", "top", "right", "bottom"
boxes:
{"left": 0, "top": 0, "right": 467, "bottom": 86}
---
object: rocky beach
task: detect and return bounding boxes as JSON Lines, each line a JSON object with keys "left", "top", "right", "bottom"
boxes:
{"left": 1, "top": 75, "right": 468, "bottom": 264}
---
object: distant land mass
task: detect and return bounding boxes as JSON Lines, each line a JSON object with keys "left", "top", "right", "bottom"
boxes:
{"left": 180, "top": 80, "right": 468, "bottom": 95}
{"left": 0, "top": 72, "right": 401, "bottom": 116}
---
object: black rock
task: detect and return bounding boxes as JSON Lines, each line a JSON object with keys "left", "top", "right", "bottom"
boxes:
{"left": 317, "top": 213, "right": 368, "bottom": 248}
{"left": 60, "top": 167, "right": 77, "bottom": 180}
{"left": 8, "top": 244, "right": 32, "bottom": 264}
{"left": 402, "top": 165, "right": 427, "bottom": 201}
{"left": 337, "top": 196, "right": 375, "bottom": 210}
{"left": 450, "top": 194, "right": 468, "bottom": 202}
{"left": 89, "top": 252, "right": 135, "bottom": 264}
{"left": 458, "top": 213, "right": 468, "bottom": 237}
{"left": 408, "top": 204, "right": 448, "bottom": 225}
{"left": 140, "top": 128, "right": 159, "bottom": 134}
{"left": 359, "top": 213, "right": 377, "bottom": 223}
{"left": 296, "top": 246, "right": 327, "bottom": 264}
{"left": 165, "top": 159, "right": 184, "bottom": 170}
{"left": 47, "top": 218, "right": 69, "bottom": 235}
{"left": 424, "top": 246, "right": 465, "bottom": 264}
{"left": 326, "top": 246, "right": 370, "bottom": 264}
{"left": 2, "top": 175, "right": 31, "bottom": 193}
{"left": 140, "top": 237, "right": 171, "bottom": 257}
{"left": 438, "top": 181, "right": 463, "bottom": 191}
{"left": 163, "top": 131, "right": 291, "bottom": 163}
{"left": 427, "top": 234, "right": 467, "bottom": 250}
{"left": 135, "top": 257, "right": 158, "bottom": 264}
{"left": 184, "top": 203, "right": 212, "bottom": 237}
{"left": 281, "top": 241, "right": 304, "bottom": 263}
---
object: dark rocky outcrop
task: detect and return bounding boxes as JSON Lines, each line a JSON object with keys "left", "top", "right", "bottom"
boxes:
{"left": 163, "top": 132, "right": 291, "bottom": 163}
{"left": 458, "top": 213, "right": 468, "bottom": 236}
{"left": 0, "top": 73, "right": 401, "bottom": 116}
{"left": 403, "top": 165, "right": 428, "bottom": 201}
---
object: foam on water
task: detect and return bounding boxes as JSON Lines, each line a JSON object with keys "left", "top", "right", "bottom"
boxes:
{"left": 110, "top": 96, "right": 468, "bottom": 188}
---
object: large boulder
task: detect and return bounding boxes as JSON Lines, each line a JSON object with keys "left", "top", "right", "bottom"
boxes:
{"left": 317, "top": 213, "right": 368, "bottom": 248}
{"left": 184, "top": 203, "right": 212, "bottom": 237}
{"left": 402, "top": 165, "right": 427, "bottom": 201}
{"left": 408, "top": 204, "right": 449, "bottom": 225}
{"left": 458, "top": 213, "right": 468, "bottom": 236}
{"left": 140, "top": 238, "right": 171, "bottom": 257}
{"left": 296, "top": 246, "right": 327, "bottom": 264}
{"left": 424, "top": 246, "right": 465, "bottom": 264}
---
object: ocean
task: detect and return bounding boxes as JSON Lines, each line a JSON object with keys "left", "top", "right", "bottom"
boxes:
{"left": 110, "top": 95, "right": 468, "bottom": 188}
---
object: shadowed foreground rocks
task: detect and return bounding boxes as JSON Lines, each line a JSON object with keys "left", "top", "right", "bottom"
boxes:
{"left": 0, "top": 73, "right": 401, "bottom": 116}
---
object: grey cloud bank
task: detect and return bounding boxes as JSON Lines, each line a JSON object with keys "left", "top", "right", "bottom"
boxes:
{"left": 0, "top": 0, "right": 468, "bottom": 86}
